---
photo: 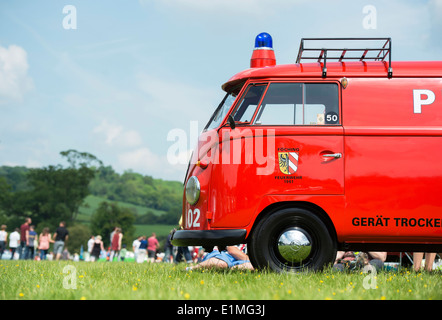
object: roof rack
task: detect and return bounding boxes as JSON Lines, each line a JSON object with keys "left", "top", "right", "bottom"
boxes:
{"left": 296, "top": 38, "right": 392, "bottom": 78}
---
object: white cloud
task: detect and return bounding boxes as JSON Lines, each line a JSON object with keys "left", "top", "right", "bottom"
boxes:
{"left": 116, "top": 146, "right": 189, "bottom": 180}
{"left": 136, "top": 73, "right": 217, "bottom": 126}
{"left": 93, "top": 119, "right": 142, "bottom": 148}
{"left": 117, "top": 147, "right": 162, "bottom": 173}
{"left": 0, "top": 45, "right": 33, "bottom": 104}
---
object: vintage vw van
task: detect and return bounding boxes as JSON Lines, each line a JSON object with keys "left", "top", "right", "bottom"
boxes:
{"left": 172, "top": 33, "right": 442, "bottom": 272}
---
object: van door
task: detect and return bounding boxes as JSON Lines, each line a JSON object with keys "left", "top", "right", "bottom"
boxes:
{"left": 253, "top": 82, "right": 344, "bottom": 194}
{"left": 210, "top": 81, "right": 344, "bottom": 228}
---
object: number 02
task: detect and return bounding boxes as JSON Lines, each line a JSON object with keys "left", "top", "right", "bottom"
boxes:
{"left": 187, "top": 209, "right": 201, "bottom": 228}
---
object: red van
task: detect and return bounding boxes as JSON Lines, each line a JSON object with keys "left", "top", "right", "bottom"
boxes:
{"left": 171, "top": 34, "right": 442, "bottom": 272}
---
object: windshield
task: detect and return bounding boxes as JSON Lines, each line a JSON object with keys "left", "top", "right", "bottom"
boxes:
{"left": 204, "top": 92, "right": 237, "bottom": 131}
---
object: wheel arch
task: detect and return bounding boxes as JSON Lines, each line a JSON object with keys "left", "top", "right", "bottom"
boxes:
{"left": 248, "top": 201, "right": 338, "bottom": 246}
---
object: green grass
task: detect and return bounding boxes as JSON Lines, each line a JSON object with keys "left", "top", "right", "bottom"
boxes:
{"left": 0, "top": 260, "right": 440, "bottom": 300}
{"left": 134, "top": 224, "right": 176, "bottom": 238}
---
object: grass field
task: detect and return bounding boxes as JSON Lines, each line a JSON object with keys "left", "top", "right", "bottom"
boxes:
{"left": 134, "top": 224, "right": 176, "bottom": 238}
{"left": 77, "top": 195, "right": 167, "bottom": 223}
{"left": 1, "top": 260, "right": 440, "bottom": 301}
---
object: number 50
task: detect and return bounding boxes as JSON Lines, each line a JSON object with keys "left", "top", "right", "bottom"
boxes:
{"left": 326, "top": 112, "right": 339, "bottom": 124}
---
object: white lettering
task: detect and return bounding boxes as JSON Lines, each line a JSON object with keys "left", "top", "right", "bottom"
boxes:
{"left": 167, "top": 127, "right": 190, "bottom": 165}
{"left": 255, "top": 129, "right": 275, "bottom": 176}
{"left": 413, "top": 89, "right": 435, "bottom": 113}
{"left": 362, "top": 5, "right": 377, "bottom": 30}
{"left": 62, "top": 265, "right": 77, "bottom": 289}
{"left": 362, "top": 264, "right": 377, "bottom": 290}
{"left": 167, "top": 124, "right": 276, "bottom": 175}
{"left": 62, "top": 5, "right": 77, "bottom": 30}
{"left": 186, "top": 208, "right": 201, "bottom": 228}
{"left": 177, "top": 304, "right": 211, "bottom": 317}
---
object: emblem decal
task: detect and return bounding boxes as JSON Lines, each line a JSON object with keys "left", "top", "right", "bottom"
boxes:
{"left": 278, "top": 152, "right": 298, "bottom": 175}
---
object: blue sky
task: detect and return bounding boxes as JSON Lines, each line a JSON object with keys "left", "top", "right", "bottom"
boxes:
{"left": 0, "top": 0, "right": 441, "bottom": 181}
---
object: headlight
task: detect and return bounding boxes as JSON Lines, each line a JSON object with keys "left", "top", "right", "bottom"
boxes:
{"left": 185, "top": 176, "right": 200, "bottom": 205}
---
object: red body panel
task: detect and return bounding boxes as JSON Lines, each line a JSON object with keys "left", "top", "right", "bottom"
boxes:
{"left": 341, "top": 77, "right": 442, "bottom": 244}
{"left": 183, "top": 61, "right": 442, "bottom": 248}
{"left": 209, "top": 127, "right": 344, "bottom": 228}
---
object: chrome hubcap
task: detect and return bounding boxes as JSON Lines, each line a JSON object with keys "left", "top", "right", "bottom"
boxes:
{"left": 277, "top": 228, "right": 312, "bottom": 263}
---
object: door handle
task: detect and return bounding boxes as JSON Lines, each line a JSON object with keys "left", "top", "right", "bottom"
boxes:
{"left": 322, "top": 153, "right": 342, "bottom": 159}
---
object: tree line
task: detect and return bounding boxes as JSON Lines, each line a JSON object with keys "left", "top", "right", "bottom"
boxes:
{"left": 0, "top": 150, "right": 182, "bottom": 252}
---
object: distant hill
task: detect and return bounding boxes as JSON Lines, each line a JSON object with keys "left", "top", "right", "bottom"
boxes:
{"left": 0, "top": 165, "right": 183, "bottom": 224}
{"left": 0, "top": 165, "right": 183, "bottom": 248}
{"left": 89, "top": 166, "right": 183, "bottom": 213}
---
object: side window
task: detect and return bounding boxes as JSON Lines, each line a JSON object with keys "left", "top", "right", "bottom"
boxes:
{"left": 232, "top": 84, "right": 267, "bottom": 123}
{"left": 205, "top": 93, "right": 237, "bottom": 131}
{"left": 254, "top": 83, "right": 340, "bottom": 125}
{"left": 305, "top": 84, "right": 339, "bottom": 125}
{"left": 255, "top": 83, "right": 302, "bottom": 125}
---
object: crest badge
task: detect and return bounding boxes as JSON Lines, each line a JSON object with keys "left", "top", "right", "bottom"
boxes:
{"left": 278, "top": 152, "right": 298, "bottom": 175}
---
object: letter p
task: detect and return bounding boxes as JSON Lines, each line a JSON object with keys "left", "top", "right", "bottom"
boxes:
{"left": 413, "top": 89, "right": 435, "bottom": 114}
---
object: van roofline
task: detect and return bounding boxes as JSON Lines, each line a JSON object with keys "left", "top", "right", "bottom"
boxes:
{"left": 222, "top": 61, "right": 442, "bottom": 91}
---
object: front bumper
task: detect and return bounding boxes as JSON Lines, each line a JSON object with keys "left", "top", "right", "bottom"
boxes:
{"left": 171, "top": 229, "right": 247, "bottom": 247}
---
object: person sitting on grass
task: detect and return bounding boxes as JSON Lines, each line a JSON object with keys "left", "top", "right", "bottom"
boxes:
{"left": 333, "top": 251, "right": 387, "bottom": 272}
{"left": 186, "top": 245, "right": 254, "bottom": 271}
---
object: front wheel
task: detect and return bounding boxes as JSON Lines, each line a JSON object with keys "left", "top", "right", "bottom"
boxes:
{"left": 248, "top": 207, "right": 336, "bottom": 272}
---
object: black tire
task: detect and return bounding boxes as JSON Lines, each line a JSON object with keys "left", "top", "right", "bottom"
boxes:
{"left": 248, "top": 207, "right": 336, "bottom": 272}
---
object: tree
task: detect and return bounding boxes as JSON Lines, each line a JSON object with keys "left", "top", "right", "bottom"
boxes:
{"left": 66, "top": 223, "right": 92, "bottom": 254}
{"left": 0, "top": 177, "right": 12, "bottom": 226}
{"left": 25, "top": 150, "right": 102, "bottom": 226}
{"left": 60, "top": 149, "right": 103, "bottom": 169}
{"left": 26, "top": 165, "right": 90, "bottom": 225}
{"left": 0, "top": 177, "right": 11, "bottom": 208}
{"left": 90, "top": 202, "right": 135, "bottom": 247}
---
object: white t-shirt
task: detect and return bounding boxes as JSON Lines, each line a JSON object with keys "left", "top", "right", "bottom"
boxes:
{"left": 0, "top": 230, "right": 6, "bottom": 242}
{"left": 132, "top": 239, "right": 141, "bottom": 252}
{"left": 87, "top": 238, "right": 94, "bottom": 252}
{"left": 9, "top": 231, "right": 20, "bottom": 248}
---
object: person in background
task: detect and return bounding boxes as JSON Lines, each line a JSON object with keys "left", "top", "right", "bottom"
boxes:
{"left": 333, "top": 251, "right": 387, "bottom": 272}
{"left": 196, "top": 248, "right": 205, "bottom": 263}
{"left": 27, "top": 225, "right": 38, "bottom": 260}
{"left": 186, "top": 246, "right": 254, "bottom": 271}
{"left": 53, "top": 221, "right": 69, "bottom": 261}
{"left": 132, "top": 235, "right": 142, "bottom": 263}
{"left": 0, "top": 225, "right": 8, "bottom": 259}
{"left": 147, "top": 232, "right": 159, "bottom": 263}
{"left": 109, "top": 227, "right": 117, "bottom": 247}
{"left": 19, "top": 217, "right": 31, "bottom": 259}
{"left": 109, "top": 227, "right": 123, "bottom": 262}
{"left": 62, "top": 248, "right": 69, "bottom": 260}
{"left": 162, "top": 229, "right": 175, "bottom": 263}
{"left": 137, "top": 236, "right": 148, "bottom": 263}
{"left": 90, "top": 235, "right": 104, "bottom": 262}
{"left": 87, "top": 236, "right": 95, "bottom": 254}
{"left": 413, "top": 252, "right": 436, "bottom": 272}
{"left": 175, "top": 217, "right": 192, "bottom": 264}
{"left": 9, "top": 228, "right": 20, "bottom": 260}
{"left": 120, "top": 244, "right": 127, "bottom": 261}
{"left": 38, "top": 228, "right": 54, "bottom": 260}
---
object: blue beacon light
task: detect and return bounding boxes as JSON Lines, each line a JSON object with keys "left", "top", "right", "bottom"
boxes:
{"left": 254, "top": 32, "right": 273, "bottom": 49}
{"left": 250, "top": 32, "right": 276, "bottom": 68}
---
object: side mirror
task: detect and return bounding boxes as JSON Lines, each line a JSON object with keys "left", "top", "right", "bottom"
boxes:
{"left": 227, "top": 115, "right": 236, "bottom": 130}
